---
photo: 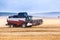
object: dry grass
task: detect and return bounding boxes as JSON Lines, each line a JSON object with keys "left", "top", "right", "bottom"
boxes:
{"left": 0, "top": 28, "right": 60, "bottom": 32}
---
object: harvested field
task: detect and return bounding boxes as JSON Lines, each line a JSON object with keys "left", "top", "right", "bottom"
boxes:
{"left": 0, "top": 34, "right": 60, "bottom": 40}
{"left": 1, "top": 28, "right": 60, "bottom": 32}
{"left": 0, "top": 16, "right": 60, "bottom": 40}
{"left": 0, "top": 27, "right": 60, "bottom": 40}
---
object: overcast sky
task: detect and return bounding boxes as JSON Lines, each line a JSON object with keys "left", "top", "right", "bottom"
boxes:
{"left": 0, "top": 0, "right": 60, "bottom": 13}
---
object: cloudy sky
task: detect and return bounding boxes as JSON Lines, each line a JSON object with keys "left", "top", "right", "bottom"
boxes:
{"left": 0, "top": 0, "right": 60, "bottom": 13}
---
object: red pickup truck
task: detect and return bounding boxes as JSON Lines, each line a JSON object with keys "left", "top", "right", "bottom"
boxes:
{"left": 6, "top": 12, "right": 43, "bottom": 28}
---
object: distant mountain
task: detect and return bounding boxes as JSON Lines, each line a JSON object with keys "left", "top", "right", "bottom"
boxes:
{"left": 0, "top": 12, "right": 17, "bottom": 16}
{"left": 0, "top": 12, "right": 60, "bottom": 18}
{"left": 32, "top": 12, "right": 60, "bottom": 17}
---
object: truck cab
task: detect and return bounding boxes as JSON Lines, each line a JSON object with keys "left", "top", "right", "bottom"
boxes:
{"left": 18, "top": 12, "right": 32, "bottom": 21}
{"left": 7, "top": 12, "right": 32, "bottom": 28}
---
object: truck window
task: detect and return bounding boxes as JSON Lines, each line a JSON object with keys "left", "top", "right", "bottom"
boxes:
{"left": 18, "top": 12, "right": 28, "bottom": 17}
{"left": 9, "top": 15, "right": 18, "bottom": 18}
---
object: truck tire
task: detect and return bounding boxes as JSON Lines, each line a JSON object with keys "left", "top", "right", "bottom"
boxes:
{"left": 22, "top": 23, "right": 27, "bottom": 28}
{"left": 28, "top": 25, "right": 32, "bottom": 28}
{"left": 9, "top": 25, "right": 14, "bottom": 28}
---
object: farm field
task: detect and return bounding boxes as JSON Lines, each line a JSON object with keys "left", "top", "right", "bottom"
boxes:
{"left": 0, "top": 27, "right": 60, "bottom": 40}
{"left": 0, "top": 16, "right": 60, "bottom": 40}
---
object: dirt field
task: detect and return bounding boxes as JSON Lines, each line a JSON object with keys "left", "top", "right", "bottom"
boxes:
{"left": 0, "top": 16, "right": 60, "bottom": 40}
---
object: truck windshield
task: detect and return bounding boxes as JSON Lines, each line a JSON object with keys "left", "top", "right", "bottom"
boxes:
{"left": 18, "top": 12, "right": 28, "bottom": 17}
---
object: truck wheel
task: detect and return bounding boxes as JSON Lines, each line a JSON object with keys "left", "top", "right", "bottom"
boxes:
{"left": 22, "top": 24, "right": 26, "bottom": 28}
{"left": 9, "top": 25, "right": 14, "bottom": 28}
{"left": 28, "top": 25, "right": 32, "bottom": 28}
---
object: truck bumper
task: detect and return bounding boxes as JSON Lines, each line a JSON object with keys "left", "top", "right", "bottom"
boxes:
{"left": 27, "top": 23, "right": 32, "bottom": 26}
